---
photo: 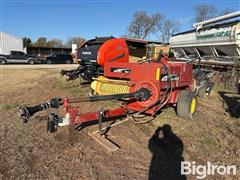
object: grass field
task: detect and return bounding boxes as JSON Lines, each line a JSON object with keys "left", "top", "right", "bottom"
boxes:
{"left": 0, "top": 68, "right": 239, "bottom": 179}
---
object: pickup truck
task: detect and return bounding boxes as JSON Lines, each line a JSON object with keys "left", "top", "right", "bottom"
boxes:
{"left": 44, "top": 54, "right": 73, "bottom": 64}
{"left": 0, "top": 51, "right": 37, "bottom": 64}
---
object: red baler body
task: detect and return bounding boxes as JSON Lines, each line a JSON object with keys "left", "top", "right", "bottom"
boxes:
{"left": 104, "top": 58, "right": 194, "bottom": 114}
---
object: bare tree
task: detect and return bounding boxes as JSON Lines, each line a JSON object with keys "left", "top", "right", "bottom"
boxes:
{"left": 194, "top": 3, "right": 236, "bottom": 23}
{"left": 159, "top": 20, "right": 179, "bottom": 42}
{"left": 47, "top": 39, "right": 63, "bottom": 48}
{"left": 194, "top": 3, "right": 217, "bottom": 22}
{"left": 34, "top": 37, "right": 47, "bottom": 47}
{"left": 219, "top": 8, "right": 234, "bottom": 16}
{"left": 127, "top": 11, "right": 163, "bottom": 39}
{"left": 65, "top": 37, "right": 86, "bottom": 48}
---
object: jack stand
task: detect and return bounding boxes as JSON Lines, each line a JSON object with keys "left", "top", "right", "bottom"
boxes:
{"left": 88, "top": 108, "right": 120, "bottom": 152}
{"left": 98, "top": 108, "right": 104, "bottom": 136}
{"left": 47, "top": 113, "right": 59, "bottom": 133}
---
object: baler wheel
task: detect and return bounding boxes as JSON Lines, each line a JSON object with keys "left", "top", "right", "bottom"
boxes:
{"left": 177, "top": 90, "right": 197, "bottom": 119}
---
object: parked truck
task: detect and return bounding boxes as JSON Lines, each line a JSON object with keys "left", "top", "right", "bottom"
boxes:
{"left": 0, "top": 32, "right": 38, "bottom": 64}
{"left": 0, "top": 51, "right": 36, "bottom": 64}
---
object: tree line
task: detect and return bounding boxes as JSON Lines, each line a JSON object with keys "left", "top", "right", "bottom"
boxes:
{"left": 23, "top": 3, "right": 234, "bottom": 48}
{"left": 23, "top": 37, "right": 86, "bottom": 48}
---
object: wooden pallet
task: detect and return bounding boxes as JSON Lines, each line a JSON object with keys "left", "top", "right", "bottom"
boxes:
{"left": 88, "top": 118, "right": 129, "bottom": 152}
{"left": 88, "top": 133, "right": 119, "bottom": 152}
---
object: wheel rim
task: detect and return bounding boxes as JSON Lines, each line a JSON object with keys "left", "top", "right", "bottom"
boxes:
{"left": 190, "top": 98, "right": 196, "bottom": 114}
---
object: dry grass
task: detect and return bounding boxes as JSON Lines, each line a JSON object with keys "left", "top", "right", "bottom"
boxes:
{"left": 0, "top": 68, "right": 239, "bottom": 179}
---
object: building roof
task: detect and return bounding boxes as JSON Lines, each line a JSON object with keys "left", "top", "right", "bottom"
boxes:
{"left": 27, "top": 46, "right": 71, "bottom": 50}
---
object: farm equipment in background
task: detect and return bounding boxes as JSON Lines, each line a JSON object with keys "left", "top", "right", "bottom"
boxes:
{"left": 60, "top": 36, "right": 129, "bottom": 81}
{"left": 193, "top": 68, "right": 215, "bottom": 97}
{"left": 170, "top": 11, "right": 240, "bottom": 93}
{"left": 170, "top": 12, "right": 240, "bottom": 66}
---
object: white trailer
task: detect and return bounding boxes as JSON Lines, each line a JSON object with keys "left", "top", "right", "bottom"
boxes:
{"left": 0, "top": 32, "right": 24, "bottom": 55}
{"left": 170, "top": 12, "right": 240, "bottom": 93}
{"left": 170, "top": 12, "right": 240, "bottom": 64}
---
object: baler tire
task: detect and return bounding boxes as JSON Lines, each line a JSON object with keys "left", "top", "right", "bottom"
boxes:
{"left": 177, "top": 90, "right": 197, "bottom": 120}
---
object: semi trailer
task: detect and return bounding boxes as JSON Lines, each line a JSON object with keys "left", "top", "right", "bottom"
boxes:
{"left": 170, "top": 11, "right": 240, "bottom": 93}
{"left": 0, "top": 32, "right": 25, "bottom": 55}
{"left": 170, "top": 12, "right": 240, "bottom": 65}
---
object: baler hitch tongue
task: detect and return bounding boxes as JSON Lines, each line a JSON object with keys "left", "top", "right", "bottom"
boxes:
{"left": 18, "top": 88, "right": 152, "bottom": 124}
{"left": 19, "top": 97, "right": 63, "bottom": 123}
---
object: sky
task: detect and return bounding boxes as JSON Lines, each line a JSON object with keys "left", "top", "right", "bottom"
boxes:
{"left": 0, "top": 0, "right": 239, "bottom": 42}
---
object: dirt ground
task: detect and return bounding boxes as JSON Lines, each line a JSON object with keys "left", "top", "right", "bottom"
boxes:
{"left": 0, "top": 68, "right": 239, "bottom": 180}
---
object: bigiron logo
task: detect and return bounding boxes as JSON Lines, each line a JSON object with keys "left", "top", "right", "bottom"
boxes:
{"left": 181, "top": 161, "right": 237, "bottom": 179}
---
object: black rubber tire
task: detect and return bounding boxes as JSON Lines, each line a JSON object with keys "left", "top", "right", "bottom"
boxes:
{"left": 46, "top": 60, "right": 52, "bottom": 64}
{"left": 0, "top": 59, "right": 6, "bottom": 65}
{"left": 177, "top": 90, "right": 197, "bottom": 119}
{"left": 28, "top": 59, "right": 34, "bottom": 64}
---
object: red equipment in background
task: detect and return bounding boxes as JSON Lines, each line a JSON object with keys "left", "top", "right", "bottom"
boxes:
{"left": 97, "top": 38, "right": 129, "bottom": 66}
{"left": 61, "top": 37, "right": 129, "bottom": 81}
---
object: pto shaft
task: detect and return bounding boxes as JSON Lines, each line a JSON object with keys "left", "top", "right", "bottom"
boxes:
{"left": 19, "top": 97, "right": 63, "bottom": 122}
{"left": 19, "top": 87, "right": 152, "bottom": 122}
